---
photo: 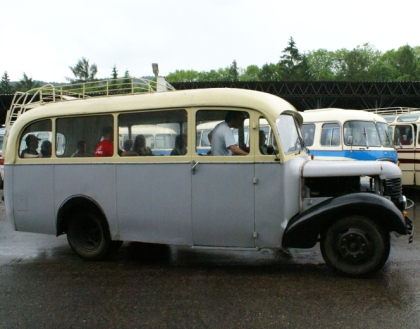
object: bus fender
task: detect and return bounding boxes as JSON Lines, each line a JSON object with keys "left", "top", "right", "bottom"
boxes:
{"left": 282, "top": 193, "right": 407, "bottom": 249}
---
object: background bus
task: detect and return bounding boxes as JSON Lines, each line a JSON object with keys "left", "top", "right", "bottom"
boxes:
{"left": 301, "top": 108, "right": 397, "bottom": 163}
{"left": 119, "top": 125, "right": 178, "bottom": 155}
{"left": 367, "top": 107, "right": 420, "bottom": 186}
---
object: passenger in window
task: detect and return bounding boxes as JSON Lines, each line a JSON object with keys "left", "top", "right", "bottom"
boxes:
{"left": 94, "top": 126, "right": 114, "bottom": 157}
{"left": 133, "top": 134, "right": 154, "bottom": 156}
{"left": 259, "top": 130, "right": 268, "bottom": 155}
{"left": 40, "top": 140, "right": 52, "bottom": 158}
{"left": 123, "top": 139, "right": 134, "bottom": 152}
{"left": 210, "top": 111, "right": 248, "bottom": 156}
{"left": 71, "top": 141, "right": 92, "bottom": 157}
{"left": 171, "top": 134, "right": 187, "bottom": 155}
{"left": 21, "top": 134, "right": 42, "bottom": 158}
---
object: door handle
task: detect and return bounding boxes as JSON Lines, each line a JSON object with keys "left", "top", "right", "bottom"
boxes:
{"left": 191, "top": 160, "right": 199, "bottom": 175}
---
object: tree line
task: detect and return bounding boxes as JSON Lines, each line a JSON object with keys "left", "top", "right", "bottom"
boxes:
{"left": 166, "top": 37, "right": 420, "bottom": 83}
{"left": 2, "top": 37, "right": 420, "bottom": 94}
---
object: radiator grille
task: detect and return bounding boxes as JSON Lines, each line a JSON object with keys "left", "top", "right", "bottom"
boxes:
{"left": 383, "top": 178, "right": 402, "bottom": 202}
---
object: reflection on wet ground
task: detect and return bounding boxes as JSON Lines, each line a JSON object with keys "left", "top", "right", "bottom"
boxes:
{"left": 1, "top": 188, "right": 420, "bottom": 328}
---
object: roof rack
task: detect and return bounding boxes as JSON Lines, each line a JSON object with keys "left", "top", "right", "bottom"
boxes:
{"left": 365, "top": 107, "right": 420, "bottom": 116}
{"left": 5, "top": 77, "right": 175, "bottom": 131}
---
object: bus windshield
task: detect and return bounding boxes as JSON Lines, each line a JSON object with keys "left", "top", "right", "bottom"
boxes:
{"left": 276, "top": 114, "right": 303, "bottom": 154}
{"left": 377, "top": 122, "right": 393, "bottom": 148}
{"left": 344, "top": 121, "right": 381, "bottom": 147}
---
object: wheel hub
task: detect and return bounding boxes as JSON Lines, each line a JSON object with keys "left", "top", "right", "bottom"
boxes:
{"left": 338, "top": 228, "right": 372, "bottom": 262}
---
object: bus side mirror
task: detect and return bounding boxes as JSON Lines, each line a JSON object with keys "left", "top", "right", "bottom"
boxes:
{"left": 347, "top": 136, "right": 353, "bottom": 145}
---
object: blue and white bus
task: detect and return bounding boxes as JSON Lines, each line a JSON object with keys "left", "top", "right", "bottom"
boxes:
{"left": 301, "top": 108, "right": 397, "bottom": 163}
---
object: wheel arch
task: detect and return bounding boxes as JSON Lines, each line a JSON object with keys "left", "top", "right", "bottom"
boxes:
{"left": 282, "top": 193, "right": 407, "bottom": 249}
{"left": 56, "top": 195, "right": 109, "bottom": 237}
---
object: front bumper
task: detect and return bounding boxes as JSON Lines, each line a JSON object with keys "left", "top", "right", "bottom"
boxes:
{"left": 405, "top": 215, "right": 414, "bottom": 244}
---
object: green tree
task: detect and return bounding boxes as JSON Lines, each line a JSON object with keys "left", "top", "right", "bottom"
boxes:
{"left": 228, "top": 60, "right": 239, "bottom": 81}
{"left": 239, "top": 65, "right": 261, "bottom": 81}
{"left": 394, "top": 45, "right": 419, "bottom": 80}
{"left": 296, "top": 54, "right": 314, "bottom": 80}
{"left": 333, "top": 43, "right": 380, "bottom": 81}
{"left": 67, "top": 57, "right": 98, "bottom": 82}
{"left": 0, "top": 71, "right": 15, "bottom": 94}
{"left": 197, "top": 69, "right": 225, "bottom": 81}
{"left": 258, "top": 63, "right": 280, "bottom": 81}
{"left": 111, "top": 65, "right": 118, "bottom": 79}
{"left": 307, "top": 49, "right": 336, "bottom": 80}
{"left": 15, "top": 73, "right": 41, "bottom": 92}
{"left": 166, "top": 69, "right": 199, "bottom": 82}
{"left": 279, "top": 37, "right": 302, "bottom": 80}
{"left": 109, "top": 65, "right": 119, "bottom": 90}
{"left": 369, "top": 60, "right": 399, "bottom": 81}
{"left": 122, "top": 70, "right": 131, "bottom": 92}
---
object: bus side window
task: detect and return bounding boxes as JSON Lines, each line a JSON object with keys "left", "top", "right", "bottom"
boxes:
{"left": 195, "top": 110, "right": 249, "bottom": 156}
{"left": 56, "top": 115, "right": 113, "bottom": 157}
{"left": 259, "top": 116, "right": 272, "bottom": 155}
{"left": 321, "top": 123, "right": 340, "bottom": 146}
{"left": 19, "top": 119, "right": 52, "bottom": 159}
{"left": 301, "top": 124, "right": 315, "bottom": 147}
{"left": 118, "top": 109, "right": 187, "bottom": 156}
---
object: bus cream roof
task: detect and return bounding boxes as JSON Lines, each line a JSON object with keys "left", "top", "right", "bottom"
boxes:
{"left": 301, "top": 108, "right": 387, "bottom": 124}
{"left": 9, "top": 88, "right": 300, "bottom": 136}
{"left": 15, "top": 88, "right": 296, "bottom": 118}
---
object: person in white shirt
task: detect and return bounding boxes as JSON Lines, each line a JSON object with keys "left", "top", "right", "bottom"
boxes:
{"left": 210, "top": 111, "right": 248, "bottom": 156}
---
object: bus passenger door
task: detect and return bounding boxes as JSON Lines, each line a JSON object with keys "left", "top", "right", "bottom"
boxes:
{"left": 191, "top": 160, "right": 255, "bottom": 248}
{"left": 191, "top": 109, "right": 255, "bottom": 248}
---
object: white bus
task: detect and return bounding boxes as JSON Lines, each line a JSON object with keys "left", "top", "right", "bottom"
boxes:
{"left": 119, "top": 125, "right": 178, "bottom": 155}
{"left": 367, "top": 107, "right": 420, "bottom": 186}
{"left": 2, "top": 78, "right": 412, "bottom": 277}
{"left": 300, "top": 108, "right": 397, "bottom": 163}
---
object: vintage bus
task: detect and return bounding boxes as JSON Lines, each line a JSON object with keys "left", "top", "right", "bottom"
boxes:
{"left": 300, "top": 108, "right": 397, "bottom": 163}
{"left": 367, "top": 107, "right": 420, "bottom": 186}
{"left": 2, "top": 78, "right": 412, "bottom": 277}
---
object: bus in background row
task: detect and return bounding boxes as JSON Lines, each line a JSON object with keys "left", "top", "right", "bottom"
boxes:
{"left": 366, "top": 107, "right": 420, "bottom": 186}
{"left": 119, "top": 125, "right": 178, "bottom": 155}
{"left": 300, "top": 108, "right": 397, "bottom": 163}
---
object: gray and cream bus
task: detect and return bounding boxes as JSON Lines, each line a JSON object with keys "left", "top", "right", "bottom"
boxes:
{"left": 2, "top": 78, "right": 412, "bottom": 277}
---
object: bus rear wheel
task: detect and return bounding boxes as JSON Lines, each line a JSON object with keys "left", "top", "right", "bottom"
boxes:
{"left": 67, "top": 211, "right": 112, "bottom": 260}
{"left": 320, "top": 215, "right": 390, "bottom": 277}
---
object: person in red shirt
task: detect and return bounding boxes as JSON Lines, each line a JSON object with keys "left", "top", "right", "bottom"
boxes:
{"left": 94, "top": 126, "right": 114, "bottom": 157}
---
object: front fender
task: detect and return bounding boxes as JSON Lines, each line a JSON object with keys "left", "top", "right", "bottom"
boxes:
{"left": 282, "top": 193, "right": 407, "bottom": 249}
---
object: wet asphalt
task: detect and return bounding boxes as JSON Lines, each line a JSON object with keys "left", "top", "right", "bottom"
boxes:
{"left": 0, "top": 188, "right": 420, "bottom": 329}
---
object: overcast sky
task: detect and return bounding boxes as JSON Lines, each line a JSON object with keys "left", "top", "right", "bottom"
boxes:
{"left": 1, "top": 0, "right": 419, "bottom": 83}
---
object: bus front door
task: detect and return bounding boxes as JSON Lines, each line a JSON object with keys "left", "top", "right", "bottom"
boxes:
{"left": 191, "top": 161, "right": 255, "bottom": 248}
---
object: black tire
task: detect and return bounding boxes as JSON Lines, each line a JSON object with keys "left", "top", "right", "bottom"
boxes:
{"left": 320, "top": 216, "right": 390, "bottom": 277}
{"left": 67, "top": 211, "right": 112, "bottom": 260}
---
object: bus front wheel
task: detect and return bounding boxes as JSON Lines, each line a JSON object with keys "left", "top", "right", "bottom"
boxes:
{"left": 320, "top": 215, "right": 390, "bottom": 277}
{"left": 67, "top": 211, "right": 112, "bottom": 260}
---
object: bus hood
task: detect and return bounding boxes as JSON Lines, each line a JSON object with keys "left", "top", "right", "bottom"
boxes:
{"left": 301, "top": 160, "right": 402, "bottom": 180}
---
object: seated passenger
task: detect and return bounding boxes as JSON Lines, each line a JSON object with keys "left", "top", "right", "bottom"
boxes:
{"left": 71, "top": 141, "right": 92, "bottom": 157}
{"left": 123, "top": 139, "right": 134, "bottom": 152}
{"left": 133, "top": 134, "right": 154, "bottom": 156}
{"left": 170, "top": 134, "right": 187, "bottom": 155}
{"left": 94, "top": 126, "right": 114, "bottom": 157}
{"left": 40, "top": 140, "right": 52, "bottom": 158}
{"left": 259, "top": 130, "right": 268, "bottom": 155}
{"left": 21, "top": 134, "right": 42, "bottom": 158}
